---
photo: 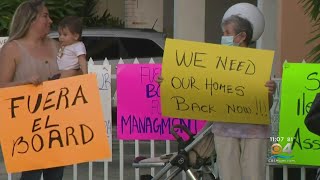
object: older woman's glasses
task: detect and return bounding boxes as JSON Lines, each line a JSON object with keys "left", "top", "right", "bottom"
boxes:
{"left": 29, "top": 0, "right": 44, "bottom": 12}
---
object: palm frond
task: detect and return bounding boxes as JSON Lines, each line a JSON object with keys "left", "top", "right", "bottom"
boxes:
{"left": 308, "top": 44, "right": 320, "bottom": 63}
{"left": 299, "top": 0, "right": 320, "bottom": 62}
{"left": 306, "top": 33, "right": 320, "bottom": 44}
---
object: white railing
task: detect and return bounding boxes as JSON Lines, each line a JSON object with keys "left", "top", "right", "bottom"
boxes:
{"left": 2, "top": 58, "right": 318, "bottom": 180}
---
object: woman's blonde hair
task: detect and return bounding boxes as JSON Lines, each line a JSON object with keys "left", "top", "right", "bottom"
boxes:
{"left": 8, "top": 0, "right": 45, "bottom": 42}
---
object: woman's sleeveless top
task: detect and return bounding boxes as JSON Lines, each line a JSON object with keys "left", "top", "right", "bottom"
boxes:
{"left": 13, "top": 39, "right": 59, "bottom": 83}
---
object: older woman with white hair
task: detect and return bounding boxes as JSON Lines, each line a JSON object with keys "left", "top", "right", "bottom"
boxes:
{"left": 211, "top": 3, "right": 275, "bottom": 180}
{"left": 155, "top": 3, "right": 275, "bottom": 179}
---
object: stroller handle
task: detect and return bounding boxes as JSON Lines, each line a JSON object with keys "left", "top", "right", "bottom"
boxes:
{"left": 170, "top": 124, "right": 194, "bottom": 141}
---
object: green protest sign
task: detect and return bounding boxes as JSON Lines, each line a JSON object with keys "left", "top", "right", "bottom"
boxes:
{"left": 275, "top": 62, "right": 320, "bottom": 165}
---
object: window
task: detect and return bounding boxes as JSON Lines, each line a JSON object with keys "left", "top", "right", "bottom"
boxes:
{"left": 82, "top": 37, "right": 121, "bottom": 60}
{"left": 120, "top": 38, "right": 163, "bottom": 59}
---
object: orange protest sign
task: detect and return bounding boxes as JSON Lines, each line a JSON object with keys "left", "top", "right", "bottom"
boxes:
{"left": 0, "top": 74, "right": 111, "bottom": 173}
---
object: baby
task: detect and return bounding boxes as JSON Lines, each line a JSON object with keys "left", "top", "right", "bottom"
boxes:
{"left": 57, "top": 16, "right": 87, "bottom": 76}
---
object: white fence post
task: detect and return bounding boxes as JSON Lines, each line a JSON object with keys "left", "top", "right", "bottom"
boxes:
{"left": 116, "top": 57, "right": 125, "bottom": 180}
{"left": 148, "top": 58, "right": 156, "bottom": 177}
{"left": 133, "top": 57, "right": 141, "bottom": 180}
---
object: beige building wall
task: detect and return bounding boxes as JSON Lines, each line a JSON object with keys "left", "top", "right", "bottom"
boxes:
{"left": 257, "top": 0, "right": 278, "bottom": 77}
{"left": 96, "top": 0, "right": 124, "bottom": 20}
{"left": 94, "top": 0, "right": 319, "bottom": 78}
{"left": 174, "top": 0, "right": 206, "bottom": 42}
{"left": 276, "top": 0, "right": 319, "bottom": 77}
{"left": 124, "top": 0, "right": 163, "bottom": 32}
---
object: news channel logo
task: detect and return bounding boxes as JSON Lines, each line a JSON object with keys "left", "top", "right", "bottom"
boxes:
{"left": 268, "top": 143, "right": 295, "bottom": 163}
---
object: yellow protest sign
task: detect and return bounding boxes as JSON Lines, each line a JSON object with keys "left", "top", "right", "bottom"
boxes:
{"left": 161, "top": 39, "right": 274, "bottom": 124}
{"left": 0, "top": 74, "right": 111, "bottom": 173}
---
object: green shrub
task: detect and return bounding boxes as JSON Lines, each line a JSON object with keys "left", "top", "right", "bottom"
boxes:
{"left": 0, "top": 0, "right": 124, "bottom": 36}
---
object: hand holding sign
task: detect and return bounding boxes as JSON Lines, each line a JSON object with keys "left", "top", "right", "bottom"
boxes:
{"left": 265, "top": 80, "right": 276, "bottom": 95}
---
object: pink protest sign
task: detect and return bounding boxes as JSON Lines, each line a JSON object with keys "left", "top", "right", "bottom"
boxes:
{"left": 117, "top": 64, "right": 206, "bottom": 140}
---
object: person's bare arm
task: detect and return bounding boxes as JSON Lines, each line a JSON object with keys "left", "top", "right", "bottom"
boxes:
{"left": 78, "top": 54, "right": 87, "bottom": 74}
{"left": 0, "top": 42, "right": 41, "bottom": 88}
{"left": 265, "top": 80, "right": 276, "bottom": 109}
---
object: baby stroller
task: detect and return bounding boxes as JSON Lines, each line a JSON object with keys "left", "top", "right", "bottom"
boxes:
{"left": 133, "top": 122, "right": 218, "bottom": 180}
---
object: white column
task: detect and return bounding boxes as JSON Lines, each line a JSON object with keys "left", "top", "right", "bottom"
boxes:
{"left": 257, "top": 0, "right": 278, "bottom": 50}
{"left": 257, "top": 0, "right": 279, "bottom": 77}
{"left": 174, "top": 0, "right": 206, "bottom": 42}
